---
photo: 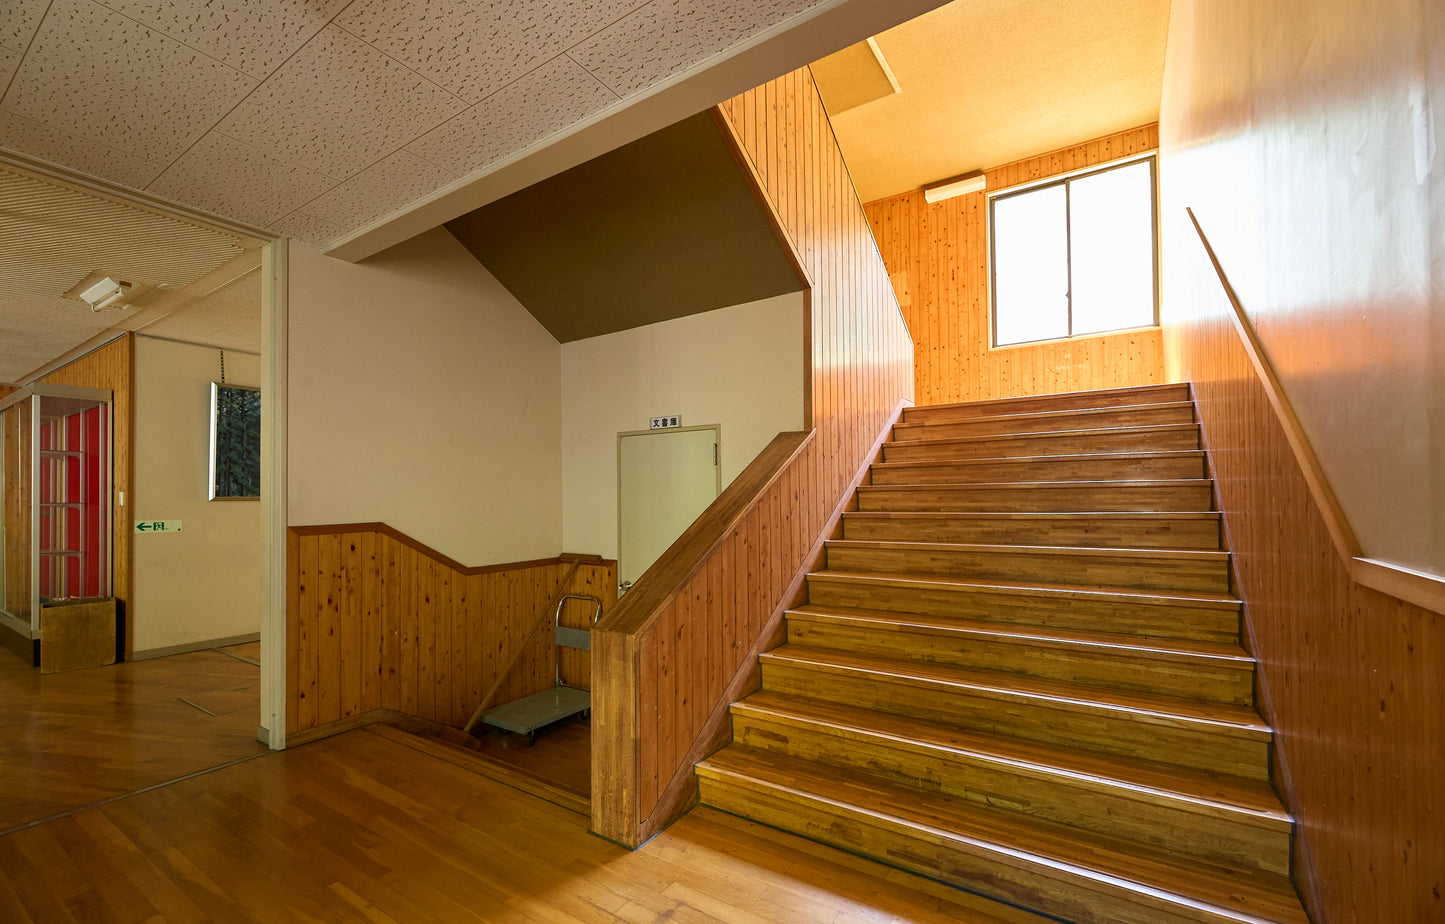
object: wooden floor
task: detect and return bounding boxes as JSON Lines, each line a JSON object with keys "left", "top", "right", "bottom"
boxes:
{"left": 0, "top": 725, "right": 1051, "bottom": 923}
{"left": 0, "top": 643, "right": 266, "bottom": 834}
{"left": 1, "top": 641, "right": 1049, "bottom": 922}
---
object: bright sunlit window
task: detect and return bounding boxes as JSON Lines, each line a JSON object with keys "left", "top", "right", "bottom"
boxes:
{"left": 990, "top": 156, "right": 1159, "bottom": 347}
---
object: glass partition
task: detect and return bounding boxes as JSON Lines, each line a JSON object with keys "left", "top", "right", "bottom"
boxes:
{"left": 0, "top": 387, "right": 112, "bottom": 644}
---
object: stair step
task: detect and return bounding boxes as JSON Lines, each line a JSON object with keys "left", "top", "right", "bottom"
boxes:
{"left": 881, "top": 424, "right": 1202, "bottom": 462}
{"left": 759, "top": 647, "right": 1270, "bottom": 779}
{"left": 870, "top": 451, "right": 1207, "bottom": 485}
{"left": 901, "top": 383, "right": 1193, "bottom": 423}
{"left": 856, "top": 479, "right": 1215, "bottom": 513}
{"left": 785, "top": 606, "right": 1254, "bottom": 704}
{"left": 840, "top": 511, "right": 1223, "bottom": 549}
{"left": 824, "top": 540, "right": 1231, "bottom": 594}
{"left": 729, "top": 691, "right": 1290, "bottom": 872}
{"left": 892, "top": 402, "right": 1196, "bottom": 440}
{"left": 696, "top": 747, "right": 1308, "bottom": 924}
{"left": 804, "top": 570, "right": 1241, "bottom": 642}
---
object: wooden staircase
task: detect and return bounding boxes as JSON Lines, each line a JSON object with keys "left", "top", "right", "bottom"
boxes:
{"left": 695, "top": 383, "right": 1310, "bottom": 924}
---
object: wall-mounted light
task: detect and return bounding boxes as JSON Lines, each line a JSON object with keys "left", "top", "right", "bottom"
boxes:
{"left": 923, "top": 171, "right": 987, "bottom": 204}
{"left": 79, "top": 276, "right": 132, "bottom": 311}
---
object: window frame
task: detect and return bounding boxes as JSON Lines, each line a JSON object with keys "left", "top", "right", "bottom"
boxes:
{"left": 988, "top": 153, "right": 1161, "bottom": 349}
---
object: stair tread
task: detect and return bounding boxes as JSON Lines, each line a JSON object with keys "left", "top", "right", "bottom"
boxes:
{"left": 859, "top": 478, "right": 1214, "bottom": 491}
{"left": 844, "top": 510, "right": 1222, "bottom": 521}
{"left": 826, "top": 538, "right": 1231, "bottom": 563}
{"left": 697, "top": 746, "right": 1308, "bottom": 924}
{"left": 762, "top": 646, "right": 1271, "bottom": 737}
{"left": 883, "top": 422, "right": 1202, "bottom": 450}
{"left": 873, "top": 450, "right": 1208, "bottom": 469}
{"left": 733, "top": 690, "right": 1290, "bottom": 828}
{"left": 808, "top": 569, "right": 1242, "bottom": 609}
{"left": 786, "top": 604, "right": 1252, "bottom": 665}
{"left": 904, "top": 384, "right": 1190, "bottom": 416}
{"left": 898, "top": 401, "right": 1196, "bottom": 428}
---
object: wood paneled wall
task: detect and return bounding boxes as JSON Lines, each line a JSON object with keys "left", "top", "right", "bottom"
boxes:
{"left": 1170, "top": 221, "right": 1443, "bottom": 922}
{"left": 287, "top": 523, "right": 615, "bottom": 739}
{"left": 865, "top": 125, "right": 1166, "bottom": 405}
{"left": 592, "top": 67, "right": 915, "bottom": 848}
{"left": 32, "top": 336, "right": 133, "bottom": 654}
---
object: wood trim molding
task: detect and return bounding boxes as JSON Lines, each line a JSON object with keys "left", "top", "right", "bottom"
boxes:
{"left": 634, "top": 396, "right": 913, "bottom": 845}
{"left": 1187, "top": 208, "right": 1445, "bottom": 615}
{"left": 285, "top": 522, "right": 610, "bottom": 577}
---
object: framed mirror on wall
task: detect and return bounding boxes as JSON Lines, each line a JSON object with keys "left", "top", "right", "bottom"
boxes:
{"left": 209, "top": 383, "right": 260, "bottom": 501}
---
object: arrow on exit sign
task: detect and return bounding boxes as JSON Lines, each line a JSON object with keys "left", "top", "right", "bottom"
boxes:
{"left": 134, "top": 520, "right": 182, "bottom": 533}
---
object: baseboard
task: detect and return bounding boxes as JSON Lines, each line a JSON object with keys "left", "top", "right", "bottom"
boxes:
{"left": 132, "top": 632, "right": 261, "bottom": 661}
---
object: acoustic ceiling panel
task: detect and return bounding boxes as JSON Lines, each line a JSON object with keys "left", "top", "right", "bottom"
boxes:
{"left": 0, "top": 165, "right": 260, "bottom": 381}
{"left": 335, "top": 0, "right": 650, "bottom": 104}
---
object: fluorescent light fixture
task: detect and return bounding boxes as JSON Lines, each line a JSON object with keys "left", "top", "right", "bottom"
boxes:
{"left": 79, "top": 276, "right": 132, "bottom": 311}
{"left": 923, "top": 172, "right": 987, "bottom": 204}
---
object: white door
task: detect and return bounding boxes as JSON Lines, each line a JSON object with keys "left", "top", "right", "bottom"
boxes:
{"left": 617, "top": 426, "right": 719, "bottom": 593}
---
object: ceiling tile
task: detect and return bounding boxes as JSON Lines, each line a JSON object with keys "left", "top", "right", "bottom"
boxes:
{"left": 0, "top": 44, "right": 19, "bottom": 87}
{"left": 408, "top": 55, "right": 618, "bottom": 176}
{"left": 100, "top": 0, "right": 353, "bottom": 80}
{"left": 299, "top": 151, "right": 456, "bottom": 231}
{"left": 336, "top": 0, "right": 647, "bottom": 104}
{"left": 1, "top": 0, "right": 257, "bottom": 161}
{"left": 215, "top": 24, "right": 467, "bottom": 180}
{"left": 270, "top": 211, "right": 346, "bottom": 250}
{"left": 0, "top": 110, "right": 170, "bottom": 189}
{"left": 0, "top": 165, "right": 255, "bottom": 381}
{"left": 0, "top": 0, "right": 49, "bottom": 52}
{"left": 570, "top": 0, "right": 820, "bottom": 97}
{"left": 147, "top": 132, "right": 337, "bottom": 228}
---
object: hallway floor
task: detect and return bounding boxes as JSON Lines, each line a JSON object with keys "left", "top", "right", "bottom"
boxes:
{"left": 0, "top": 642, "right": 265, "bottom": 834}
{"left": 0, "top": 724, "right": 1048, "bottom": 922}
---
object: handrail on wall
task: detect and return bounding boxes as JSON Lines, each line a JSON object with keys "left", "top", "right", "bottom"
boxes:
{"left": 1186, "top": 208, "right": 1444, "bottom": 615}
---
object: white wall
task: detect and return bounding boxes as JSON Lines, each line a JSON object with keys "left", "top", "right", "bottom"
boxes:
{"left": 288, "top": 228, "right": 563, "bottom": 565}
{"left": 561, "top": 292, "right": 805, "bottom": 558}
{"left": 133, "top": 337, "right": 261, "bottom": 652}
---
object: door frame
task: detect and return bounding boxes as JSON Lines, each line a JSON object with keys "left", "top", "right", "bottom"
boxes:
{"left": 615, "top": 423, "right": 721, "bottom": 590}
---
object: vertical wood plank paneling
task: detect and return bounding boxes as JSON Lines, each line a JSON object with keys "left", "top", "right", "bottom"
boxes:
{"left": 1169, "top": 227, "right": 1445, "bottom": 923}
{"left": 592, "top": 67, "right": 915, "bottom": 847}
{"left": 315, "top": 534, "right": 340, "bottom": 726}
{"left": 864, "top": 126, "right": 1167, "bottom": 405}
{"left": 286, "top": 523, "right": 616, "bottom": 739}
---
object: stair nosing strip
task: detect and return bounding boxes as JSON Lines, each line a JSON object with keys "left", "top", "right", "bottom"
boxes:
{"left": 730, "top": 700, "right": 1289, "bottom": 828}
{"left": 895, "top": 400, "right": 1196, "bottom": 425}
{"left": 883, "top": 422, "right": 1203, "bottom": 448}
{"left": 873, "top": 450, "right": 1208, "bottom": 469}
{"left": 785, "top": 607, "right": 1253, "bottom": 665}
{"left": 699, "top": 756, "right": 1295, "bottom": 924}
{"left": 806, "top": 570, "right": 1241, "bottom": 607}
{"left": 825, "top": 538, "right": 1231, "bottom": 562}
{"left": 761, "top": 650, "right": 1272, "bottom": 737}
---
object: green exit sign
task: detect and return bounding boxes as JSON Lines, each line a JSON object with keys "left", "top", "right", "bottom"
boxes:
{"left": 134, "top": 520, "right": 182, "bottom": 533}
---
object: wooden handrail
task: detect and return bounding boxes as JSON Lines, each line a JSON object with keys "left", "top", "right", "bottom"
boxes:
{"left": 462, "top": 560, "right": 582, "bottom": 734}
{"left": 1187, "top": 208, "right": 1444, "bottom": 615}
{"left": 595, "top": 430, "right": 811, "bottom": 639}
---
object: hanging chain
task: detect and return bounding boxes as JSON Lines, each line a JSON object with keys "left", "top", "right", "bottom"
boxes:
{"left": 220, "top": 349, "right": 226, "bottom": 385}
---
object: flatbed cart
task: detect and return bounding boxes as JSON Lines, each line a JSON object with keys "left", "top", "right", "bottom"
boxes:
{"left": 481, "top": 593, "right": 603, "bottom": 744}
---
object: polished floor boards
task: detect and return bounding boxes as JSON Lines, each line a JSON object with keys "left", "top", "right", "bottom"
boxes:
{"left": 0, "top": 644, "right": 265, "bottom": 833}
{"left": 0, "top": 725, "right": 1050, "bottom": 923}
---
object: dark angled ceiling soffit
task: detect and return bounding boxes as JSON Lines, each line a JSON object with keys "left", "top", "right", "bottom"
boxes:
{"left": 446, "top": 112, "right": 803, "bottom": 343}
